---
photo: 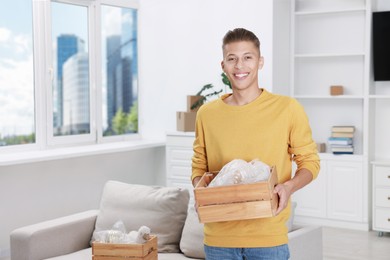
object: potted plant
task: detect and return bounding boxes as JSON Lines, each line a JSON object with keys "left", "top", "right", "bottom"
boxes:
{"left": 189, "top": 73, "right": 231, "bottom": 111}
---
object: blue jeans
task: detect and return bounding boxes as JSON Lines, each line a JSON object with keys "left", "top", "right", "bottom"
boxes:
{"left": 204, "top": 244, "right": 290, "bottom": 260}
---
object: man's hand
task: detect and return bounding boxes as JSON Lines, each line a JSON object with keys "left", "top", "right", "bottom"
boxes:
{"left": 192, "top": 176, "right": 202, "bottom": 213}
{"left": 192, "top": 176, "right": 202, "bottom": 188}
{"left": 274, "top": 183, "right": 294, "bottom": 215}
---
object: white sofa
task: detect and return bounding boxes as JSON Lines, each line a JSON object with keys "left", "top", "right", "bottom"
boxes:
{"left": 10, "top": 181, "right": 323, "bottom": 260}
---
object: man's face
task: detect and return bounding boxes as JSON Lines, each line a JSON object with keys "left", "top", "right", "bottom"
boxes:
{"left": 221, "top": 41, "right": 263, "bottom": 91}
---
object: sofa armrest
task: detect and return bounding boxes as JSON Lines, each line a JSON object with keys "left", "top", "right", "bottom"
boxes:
{"left": 10, "top": 210, "right": 98, "bottom": 260}
{"left": 288, "top": 225, "right": 323, "bottom": 260}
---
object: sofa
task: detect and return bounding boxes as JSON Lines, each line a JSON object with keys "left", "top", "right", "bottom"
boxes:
{"left": 10, "top": 181, "right": 323, "bottom": 260}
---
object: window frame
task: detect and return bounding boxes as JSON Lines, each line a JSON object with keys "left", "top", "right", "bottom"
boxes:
{"left": 46, "top": 0, "right": 97, "bottom": 146}
{"left": 96, "top": 0, "right": 141, "bottom": 144}
{"left": 0, "top": 0, "right": 141, "bottom": 154}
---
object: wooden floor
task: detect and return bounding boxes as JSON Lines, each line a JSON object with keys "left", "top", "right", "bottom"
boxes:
{"left": 323, "top": 227, "right": 390, "bottom": 260}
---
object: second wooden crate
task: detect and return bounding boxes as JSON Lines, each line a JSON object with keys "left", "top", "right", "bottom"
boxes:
{"left": 92, "top": 235, "right": 157, "bottom": 260}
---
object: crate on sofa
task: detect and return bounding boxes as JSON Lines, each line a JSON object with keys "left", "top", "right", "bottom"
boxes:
{"left": 194, "top": 166, "right": 279, "bottom": 223}
{"left": 92, "top": 235, "right": 158, "bottom": 260}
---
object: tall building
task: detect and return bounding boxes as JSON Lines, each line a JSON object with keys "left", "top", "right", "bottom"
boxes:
{"left": 55, "top": 34, "right": 85, "bottom": 131}
{"left": 105, "top": 9, "right": 138, "bottom": 133}
{"left": 62, "top": 52, "right": 89, "bottom": 134}
{"left": 106, "top": 35, "right": 121, "bottom": 130}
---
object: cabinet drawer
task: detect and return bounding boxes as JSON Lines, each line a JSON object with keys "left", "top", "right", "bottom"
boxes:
{"left": 374, "top": 208, "right": 390, "bottom": 230}
{"left": 167, "top": 164, "right": 192, "bottom": 179}
{"left": 375, "top": 166, "right": 390, "bottom": 187}
{"left": 167, "top": 148, "right": 193, "bottom": 162}
{"left": 375, "top": 188, "right": 390, "bottom": 208}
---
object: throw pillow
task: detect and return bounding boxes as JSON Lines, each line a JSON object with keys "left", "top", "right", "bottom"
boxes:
{"left": 92, "top": 181, "right": 190, "bottom": 253}
{"left": 180, "top": 206, "right": 205, "bottom": 259}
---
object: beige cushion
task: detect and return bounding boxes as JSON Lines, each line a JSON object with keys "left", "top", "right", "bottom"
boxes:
{"left": 92, "top": 181, "right": 190, "bottom": 253}
{"left": 180, "top": 206, "right": 205, "bottom": 259}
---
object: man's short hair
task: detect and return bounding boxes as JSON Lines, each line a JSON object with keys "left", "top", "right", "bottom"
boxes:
{"left": 222, "top": 28, "right": 261, "bottom": 54}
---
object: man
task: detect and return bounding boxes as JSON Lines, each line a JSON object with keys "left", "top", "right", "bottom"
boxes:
{"left": 191, "top": 28, "right": 320, "bottom": 259}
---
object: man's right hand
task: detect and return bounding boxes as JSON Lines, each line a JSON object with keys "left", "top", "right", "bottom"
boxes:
{"left": 192, "top": 176, "right": 201, "bottom": 188}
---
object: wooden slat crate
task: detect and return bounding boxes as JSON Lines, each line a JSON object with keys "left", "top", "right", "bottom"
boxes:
{"left": 194, "top": 166, "right": 279, "bottom": 223}
{"left": 92, "top": 235, "right": 157, "bottom": 260}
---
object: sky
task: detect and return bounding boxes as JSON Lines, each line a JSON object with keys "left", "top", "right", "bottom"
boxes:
{"left": 0, "top": 1, "right": 130, "bottom": 136}
{"left": 0, "top": 0, "right": 34, "bottom": 136}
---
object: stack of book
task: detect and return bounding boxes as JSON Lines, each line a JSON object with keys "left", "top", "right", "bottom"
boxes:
{"left": 328, "top": 126, "right": 355, "bottom": 154}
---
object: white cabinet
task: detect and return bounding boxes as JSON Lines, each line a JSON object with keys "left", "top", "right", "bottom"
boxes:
{"left": 327, "top": 161, "right": 363, "bottom": 222}
{"left": 293, "top": 161, "right": 327, "bottom": 218}
{"left": 293, "top": 155, "right": 366, "bottom": 229}
{"left": 372, "top": 163, "right": 390, "bottom": 235}
{"left": 166, "top": 132, "right": 195, "bottom": 204}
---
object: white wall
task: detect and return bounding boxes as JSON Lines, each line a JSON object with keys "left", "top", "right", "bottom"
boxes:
{"left": 139, "top": 0, "right": 275, "bottom": 139}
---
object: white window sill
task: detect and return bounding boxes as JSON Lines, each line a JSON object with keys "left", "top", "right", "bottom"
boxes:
{"left": 0, "top": 139, "right": 166, "bottom": 167}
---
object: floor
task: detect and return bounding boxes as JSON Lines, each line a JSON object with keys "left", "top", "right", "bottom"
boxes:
{"left": 323, "top": 227, "right": 390, "bottom": 260}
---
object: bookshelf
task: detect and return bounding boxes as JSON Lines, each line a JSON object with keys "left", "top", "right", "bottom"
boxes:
{"left": 290, "top": 0, "right": 370, "bottom": 156}
{"left": 290, "top": 0, "right": 371, "bottom": 230}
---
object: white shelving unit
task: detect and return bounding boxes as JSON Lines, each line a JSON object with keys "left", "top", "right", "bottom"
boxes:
{"left": 291, "top": 0, "right": 371, "bottom": 230}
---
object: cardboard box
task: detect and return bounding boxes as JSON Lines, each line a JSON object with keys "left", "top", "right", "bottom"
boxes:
{"left": 330, "top": 85, "right": 344, "bottom": 96}
{"left": 176, "top": 111, "right": 197, "bottom": 132}
{"left": 187, "top": 95, "right": 204, "bottom": 112}
{"left": 92, "top": 235, "right": 157, "bottom": 260}
{"left": 194, "top": 166, "right": 279, "bottom": 223}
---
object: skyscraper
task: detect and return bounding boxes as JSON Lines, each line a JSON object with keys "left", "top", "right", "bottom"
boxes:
{"left": 55, "top": 34, "right": 85, "bottom": 132}
{"left": 62, "top": 52, "right": 89, "bottom": 134}
{"left": 106, "top": 35, "right": 121, "bottom": 131}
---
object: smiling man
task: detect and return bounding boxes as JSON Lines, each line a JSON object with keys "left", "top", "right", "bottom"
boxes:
{"left": 191, "top": 28, "right": 320, "bottom": 260}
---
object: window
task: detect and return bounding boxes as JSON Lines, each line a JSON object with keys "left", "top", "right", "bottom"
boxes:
{"left": 0, "top": 0, "right": 139, "bottom": 151}
{"left": 0, "top": 0, "right": 35, "bottom": 146}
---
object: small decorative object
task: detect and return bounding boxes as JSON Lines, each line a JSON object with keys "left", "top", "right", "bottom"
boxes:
{"left": 316, "top": 143, "right": 326, "bottom": 153}
{"left": 128, "top": 226, "right": 151, "bottom": 244}
{"left": 330, "top": 85, "right": 344, "bottom": 96}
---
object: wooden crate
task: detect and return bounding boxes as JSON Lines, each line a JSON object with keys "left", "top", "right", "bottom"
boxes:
{"left": 194, "top": 166, "right": 279, "bottom": 223}
{"left": 92, "top": 235, "right": 158, "bottom": 260}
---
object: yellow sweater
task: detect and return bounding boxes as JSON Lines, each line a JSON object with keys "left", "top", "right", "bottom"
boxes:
{"left": 192, "top": 89, "right": 320, "bottom": 247}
